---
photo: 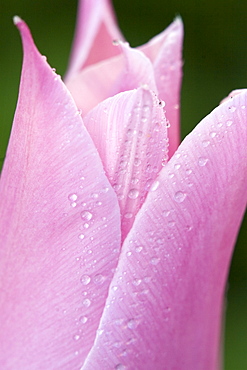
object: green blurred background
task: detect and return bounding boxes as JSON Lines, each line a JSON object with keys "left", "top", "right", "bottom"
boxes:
{"left": 0, "top": 0, "right": 246, "bottom": 368}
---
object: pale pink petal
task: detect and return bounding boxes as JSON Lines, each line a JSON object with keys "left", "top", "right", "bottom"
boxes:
{"left": 84, "top": 87, "right": 168, "bottom": 241}
{"left": 82, "top": 92, "right": 247, "bottom": 369}
{"left": 114, "top": 41, "right": 157, "bottom": 94}
{"left": 220, "top": 88, "right": 247, "bottom": 104}
{"left": 66, "top": 42, "right": 158, "bottom": 116}
{"left": 65, "top": 0, "right": 124, "bottom": 82}
{"left": 140, "top": 18, "right": 183, "bottom": 158}
{"left": 0, "top": 18, "right": 121, "bottom": 369}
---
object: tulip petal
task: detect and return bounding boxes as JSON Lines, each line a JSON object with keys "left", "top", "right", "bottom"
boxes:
{"left": 140, "top": 18, "right": 183, "bottom": 157}
{"left": 66, "top": 42, "right": 158, "bottom": 116}
{"left": 0, "top": 18, "right": 121, "bottom": 369}
{"left": 84, "top": 87, "right": 168, "bottom": 241}
{"left": 82, "top": 92, "right": 247, "bottom": 369}
{"left": 65, "top": 0, "right": 124, "bottom": 81}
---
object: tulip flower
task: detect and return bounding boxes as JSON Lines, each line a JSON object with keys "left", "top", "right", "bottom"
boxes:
{"left": 0, "top": 0, "right": 246, "bottom": 369}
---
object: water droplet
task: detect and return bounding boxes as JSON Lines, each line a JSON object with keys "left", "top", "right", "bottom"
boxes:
{"left": 132, "top": 278, "right": 142, "bottom": 286}
{"left": 112, "top": 286, "right": 118, "bottom": 291}
{"left": 158, "top": 100, "right": 165, "bottom": 108}
{"left": 228, "top": 106, "right": 236, "bottom": 112}
{"left": 113, "top": 341, "right": 122, "bottom": 348}
{"left": 82, "top": 298, "right": 91, "bottom": 307}
{"left": 198, "top": 157, "right": 208, "bottom": 166}
{"left": 73, "top": 334, "right": 80, "bottom": 341}
{"left": 80, "top": 275, "right": 91, "bottom": 285}
{"left": 128, "top": 189, "right": 139, "bottom": 199}
{"left": 174, "top": 163, "right": 181, "bottom": 170}
{"left": 134, "top": 158, "right": 141, "bottom": 167}
{"left": 149, "top": 180, "right": 160, "bottom": 192}
{"left": 202, "top": 140, "right": 210, "bottom": 147}
{"left": 91, "top": 192, "right": 99, "bottom": 199}
{"left": 210, "top": 132, "right": 216, "bottom": 138}
{"left": 135, "top": 246, "right": 143, "bottom": 253}
{"left": 79, "top": 316, "right": 88, "bottom": 324}
{"left": 81, "top": 210, "right": 93, "bottom": 221}
{"left": 226, "top": 120, "right": 233, "bottom": 126}
{"left": 162, "top": 210, "right": 170, "bottom": 217}
{"left": 131, "top": 177, "right": 139, "bottom": 185}
{"left": 124, "top": 212, "right": 133, "bottom": 219}
{"left": 68, "top": 193, "right": 78, "bottom": 201}
{"left": 168, "top": 220, "right": 175, "bottom": 227}
{"left": 127, "top": 319, "right": 137, "bottom": 329}
{"left": 151, "top": 257, "right": 160, "bottom": 265}
{"left": 174, "top": 191, "right": 186, "bottom": 203}
{"left": 93, "top": 274, "right": 105, "bottom": 285}
{"left": 115, "top": 364, "right": 126, "bottom": 370}
{"left": 126, "top": 251, "right": 132, "bottom": 257}
{"left": 185, "top": 169, "right": 192, "bottom": 175}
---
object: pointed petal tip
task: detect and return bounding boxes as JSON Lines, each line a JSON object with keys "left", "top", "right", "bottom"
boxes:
{"left": 171, "top": 15, "right": 184, "bottom": 34}
{"left": 13, "top": 15, "right": 22, "bottom": 26}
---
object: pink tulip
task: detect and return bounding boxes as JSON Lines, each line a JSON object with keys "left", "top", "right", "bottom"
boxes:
{"left": 0, "top": 0, "right": 246, "bottom": 369}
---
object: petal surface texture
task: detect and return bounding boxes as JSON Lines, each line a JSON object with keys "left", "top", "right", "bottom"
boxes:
{"left": 66, "top": 42, "right": 158, "bottom": 117}
{"left": 0, "top": 18, "right": 121, "bottom": 369}
{"left": 84, "top": 87, "right": 168, "bottom": 240}
{"left": 65, "top": 0, "right": 124, "bottom": 81}
{"left": 66, "top": 13, "right": 183, "bottom": 154}
{"left": 82, "top": 92, "right": 247, "bottom": 370}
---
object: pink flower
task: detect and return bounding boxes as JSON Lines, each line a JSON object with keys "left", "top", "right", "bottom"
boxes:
{"left": 0, "top": 0, "right": 246, "bottom": 369}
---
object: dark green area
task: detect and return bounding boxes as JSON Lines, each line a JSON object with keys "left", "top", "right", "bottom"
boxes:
{"left": 0, "top": 0, "right": 246, "bottom": 368}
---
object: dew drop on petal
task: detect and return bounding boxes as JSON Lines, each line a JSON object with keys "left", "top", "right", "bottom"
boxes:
{"left": 198, "top": 157, "right": 208, "bottom": 166}
{"left": 127, "top": 319, "right": 137, "bottom": 329}
{"left": 79, "top": 316, "right": 88, "bottom": 324}
{"left": 80, "top": 275, "right": 91, "bottom": 285}
{"left": 202, "top": 140, "right": 210, "bottom": 147}
{"left": 81, "top": 211, "right": 93, "bottom": 221}
{"left": 68, "top": 193, "right": 78, "bottom": 201}
{"left": 82, "top": 298, "right": 91, "bottom": 307}
{"left": 135, "top": 246, "right": 143, "bottom": 253}
{"left": 174, "top": 191, "right": 186, "bottom": 203}
{"left": 162, "top": 210, "right": 170, "bottom": 217}
{"left": 93, "top": 274, "right": 105, "bottom": 285}
{"left": 132, "top": 278, "right": 142, "bottom": 286}
{"left": 128, "top": 189, "right": 139, "bottom": 199}
{"left": 149, "top": 180, "right": 160, "bottom": 192}
{"left": 115, "top": 364, "right": 126, "bottom": 370}
{"left": 134, "top": 158, "right": 141, "bottom": 167}
{"left": 151, "top": 257, "right": 160, "bottom": 265}
{"left": 124, "top": 212, "right": 133, "bottom": 219}
{"left": 185, "top": 169, "right": 192, "bottom": 175}
{"left": 158, "top": 100, "right": 165, "bottom": 108}
{"left": 228, "top": 106, "right": 236, "bottom": 112}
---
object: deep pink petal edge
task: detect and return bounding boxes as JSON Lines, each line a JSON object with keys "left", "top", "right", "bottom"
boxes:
{"left": 82, "top": 92, "right": 247, "bottom": 370}
{"left": 0, "top": 17, "right": 121, "bottom": 369}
